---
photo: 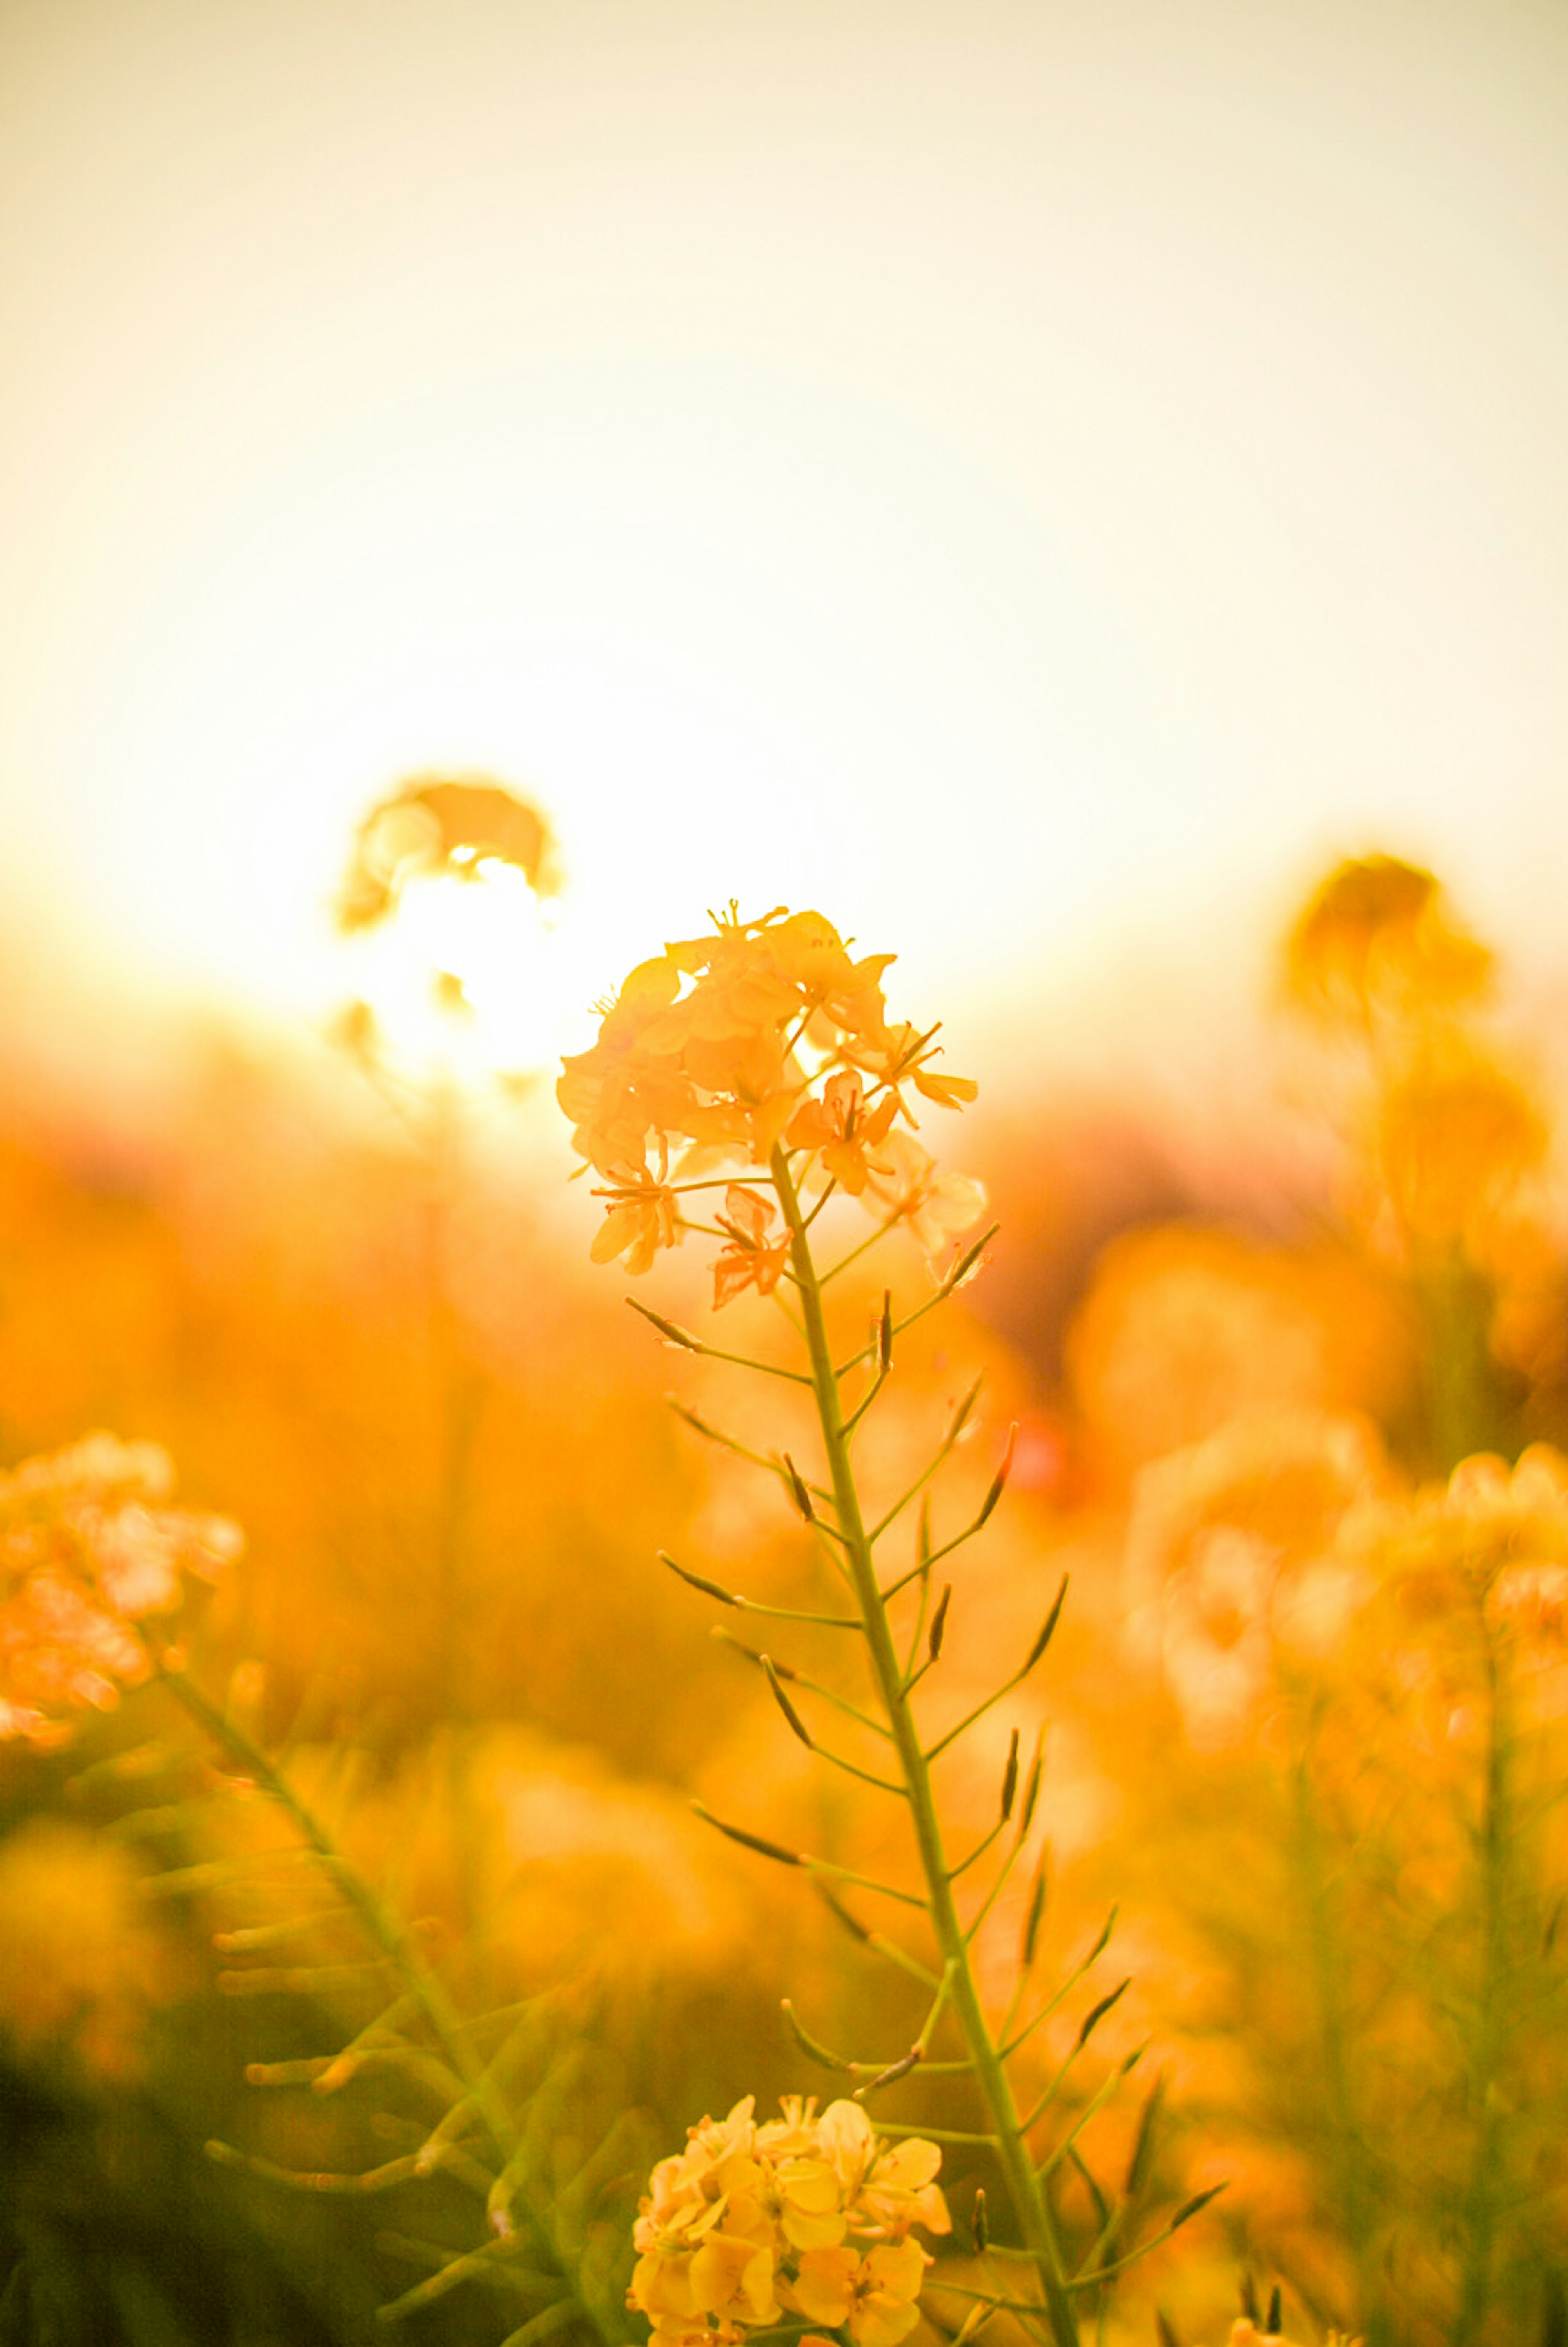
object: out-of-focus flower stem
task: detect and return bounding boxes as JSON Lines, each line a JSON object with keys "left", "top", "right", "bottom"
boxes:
{"left": 769, "top": 1145, "right": 1079, "bottom": 2347}
{"left": 161, "top": 1665, "right": 623, "bottom": 2347}
{"left": 1454, "top": 1613, "right": 1510, "bottom": 2347}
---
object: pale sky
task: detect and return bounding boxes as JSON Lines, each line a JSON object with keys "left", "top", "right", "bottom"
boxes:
{"left": 2, "top": 0, "right": 1566, "bottom": 1072}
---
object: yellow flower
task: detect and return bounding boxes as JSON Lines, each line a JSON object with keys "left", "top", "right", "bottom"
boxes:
{"left": 0, "top": 1820, "right": 176, "bottom": 2082}
{"left": 791, "top": 2240, "right": 929, "bottom": 2347}
{"left": 591, "top": 1170, "right": 683, "bottom": 1276}
{"left": 1283, "top": 853, "right": 1490, "bottom": 1029}
{"left": 562, "top": 908, "right": 976, "bottom": 1294}
{"left": 631, "top": 2093, "right": 947, "bottom": 2343}
{"left": 0, "top": 1434, "right": 241, "bottom": 1746}
{"left": 711, "top": 1186, "right": 792, "bottom": 1311}
{"left": 1348, "top": 1443, "right": 1568, "bottom": 1619}
{"left": 861, "top": 1131, "right": 987, "bottom": 1258}
{"left": 1203, "top": 2328, "right": 1362, "bottom": 2347}
{"left": 1377, "top": 1052, "right": 1546, "bottom": 1257}
{"left": 785, "top": 1072, "right": 898, "bottom": 1196}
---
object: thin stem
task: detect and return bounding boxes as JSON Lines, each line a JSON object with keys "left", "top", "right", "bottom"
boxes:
{"left": 769, "top": 1147, "right": 1077, "bottom": 2347}
{"left": 1453, "top": 1612, "right": 1511, "bottom": 2347}
{"left": 162, "top": 1670, "right": 620, "bottom": 2347}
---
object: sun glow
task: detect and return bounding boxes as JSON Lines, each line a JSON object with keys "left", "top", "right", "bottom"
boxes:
{"left": 343, "top": 859, "right": 571, "bottom": 1085}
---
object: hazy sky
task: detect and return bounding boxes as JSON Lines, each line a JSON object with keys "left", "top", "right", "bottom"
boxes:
{"left": 2, "top": 0, "right": 1566, "bottom": 1062}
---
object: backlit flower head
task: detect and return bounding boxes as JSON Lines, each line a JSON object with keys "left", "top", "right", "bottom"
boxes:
{"left": 1283, "top": 853, "right": 1490, "bottom": 1031}
{"left": 560, "top": 906, "right": 980, "bottom": 1287}
{"left": 1376, "top": 1051, "right": 1547, "bottom": 1257}
{"left": 0, "top": 1434, "right": 242, "bottom": 1747}
{"left": 1345, "top": 1443, "right": 1568, "bottom": 1623}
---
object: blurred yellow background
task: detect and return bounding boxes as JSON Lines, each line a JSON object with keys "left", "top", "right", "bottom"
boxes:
{"left": 2, "top": 0, "right": 1567, "bottom": 1078}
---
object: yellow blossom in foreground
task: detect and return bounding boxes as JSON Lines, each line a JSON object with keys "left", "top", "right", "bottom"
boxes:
{"left": 712, "top": 1186, "right": 792, "bottom": 1310}
{"left": 629, "top": 2094, "right": 947, "bottom": 2347}
{"left": 560, "top": 906, "right": 978, "bottom": 1292}
{"left": 0, "top": 1433, "right": 241, "bottom": 1746}
{"left": 1204, "top": 2328, "right": 1362, "bottom": 2347}
{"left": 591, "top": 1169, "right": 684, "bottom": 1275}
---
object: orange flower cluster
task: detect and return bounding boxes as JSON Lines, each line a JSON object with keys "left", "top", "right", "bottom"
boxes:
{"left": 630, "top": 2094, "right": 950, "bottom": 2347}
{"left": 1203, "top": 2327, "right": 1362, "bottom": 2347}
{"left": 0, "top": 1433, "right": 242, "bottom": 1747}
{"left": 1283, "top": 853, "right": 1491, "bottom": 1029}
{"left": 1347, "top": 1441, "right": 1568, "bottom": 1639}
{"left": 558, "top": 906, "right": 980, "bottom": 1299}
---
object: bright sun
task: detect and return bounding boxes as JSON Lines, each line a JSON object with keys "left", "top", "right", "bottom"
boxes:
{"left": 334, "top": 777, "right": 582, "bottom": 1086}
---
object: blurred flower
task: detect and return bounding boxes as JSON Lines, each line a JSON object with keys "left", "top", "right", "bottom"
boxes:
{"left": 1377, "top": 1051, "right": 1547, "bottom": 1259}
{"left": 1283, "top": 854, "right": 1490, "bottom": 1030}
{"left": 1345, "top": 1442, "right": 1568, "bottom": 1626}
{"left": 1123, "top": 1412, "right": 1383, "bottom": 1748}
{"left": 861, "top": 1130, "right": 988, "bottom": 1259}
{"left": 0, "top": 1819, "right": 177, "bottom": 2081}
{"left": 0, "top": 1433, "right": 241, "bottom": 1746}
{"left": 336, "top": 775, "right": 558, "bottom": 932}
{"left": 1066, "top": 1225, "right": 1406, "bottom": 1481}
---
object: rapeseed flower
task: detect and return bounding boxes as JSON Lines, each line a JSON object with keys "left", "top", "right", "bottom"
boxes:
{"left": 0, "top": 1432, "right": 241, "bottom": 1745}
{"left": 561, "top": 906, "right": 978, "bottom": 1286}
{"left": 1284, "top": 853, "right": 1490, "bottom": 1030}
{"left": 629, "top": 2094, "right": 947, "bottom": 2347}
{"left": 711, "top": 1186, "right": 791, "bottom": 1310}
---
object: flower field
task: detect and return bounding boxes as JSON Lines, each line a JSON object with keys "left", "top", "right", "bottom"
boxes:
{"left": 0, "top": 857, "right": 1562, "bottom": 2347}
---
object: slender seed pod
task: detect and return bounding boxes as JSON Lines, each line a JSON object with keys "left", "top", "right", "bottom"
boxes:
{"left": 690, "top": 1803, "right": 801, "bottom": 1866}
{"left": 1025, "top": 1576, "right": 1069, "bottom": 1671}
{"left": 1076, "top": 1978, "right": 1130, "bottom": 2051}
{"left": 1169, "top": 2183, "right": 1226, "bottom": 2232}
{"left": 626, "top": 1300, "right": 699, "bottom": 1350}
{"left": 661, "top": 1552, "right": 737, "bottom": 1605}
{"left": 1000, "top": 1728, "right": 1020, "bottom": 1822}
{"left": 762, "top": 1654, "right": 816, "bottom": 1750}
{"left": 1022, "top": 1858, "right": 1048, "bottom": 1970}
{"left": 976, "top": 1423, "right": 1019, "bottom": 1528}
{"left": 782, "top": 1453, "right": 816, "bottom": 1524}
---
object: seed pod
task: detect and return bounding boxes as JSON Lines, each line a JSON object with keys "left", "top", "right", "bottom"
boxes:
{"left": 1000, "top": 1729, "right": 1020, "bottom": 1822}
{"left": 782, "top": 1454, "right": 816, "bottom": 1524}
{"left": 976, "top": 1424, "right": 1019, "bottom": 1527}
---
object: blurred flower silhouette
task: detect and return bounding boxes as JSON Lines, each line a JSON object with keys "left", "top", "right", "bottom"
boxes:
{"left": 0, "top": 1433, "right": 241, "bottom": 1745}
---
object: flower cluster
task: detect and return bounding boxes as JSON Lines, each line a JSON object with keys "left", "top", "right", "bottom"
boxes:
{"left": 1283, "top": 853, "right": 1491, "bottom": 1030}
{"left": 558, "top": 906, "right": 982, "bottom": 1300}
{"left": 0, "top": 1433, "right": 242, "bottom": 1746}
{"left": 1203, "top": 2327, "right": 1362, "bottom": 2347}
{"left": 1345, "top": 1441, "right": 1568, "bottom": 1636}
{"left": 629, "top": 2094, "right": 950, "bottom": 2347}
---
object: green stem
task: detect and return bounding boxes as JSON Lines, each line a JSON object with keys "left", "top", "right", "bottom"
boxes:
{"left": 163, "top": 1669, "right": 623, "bottom": 2347}
{"left": 769, "top": 1147, "right": 1077, "bottom": 2347}
{"left": 1290, "top": 1727, "right": 1383, "bottom": 2339}
{"left": 1453, "top": 1617, "right": 1509, "bottom": 2347}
